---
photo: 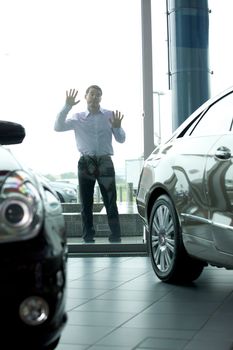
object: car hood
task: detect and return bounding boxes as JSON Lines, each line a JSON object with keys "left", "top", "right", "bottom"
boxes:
{"left": 0, "top": 146, "right": 23, "bottom": 183}
{"left": 0, "top": 146, "right": 23, "bottom": 169}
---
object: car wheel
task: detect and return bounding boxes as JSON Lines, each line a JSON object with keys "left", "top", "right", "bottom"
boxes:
{"left": 148, "top": 194, "right": 204, "bottom": 283}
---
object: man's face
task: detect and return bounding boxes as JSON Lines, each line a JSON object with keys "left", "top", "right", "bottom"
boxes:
{"left": 85, "top": 88, "right": 102, "bottom": 110}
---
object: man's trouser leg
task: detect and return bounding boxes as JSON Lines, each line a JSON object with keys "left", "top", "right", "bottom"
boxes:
{"left": 78, "top": 157, "right": 96, "bottom": 241}
{"left": 97, "top": 156, "right": 121, "bottom": 240}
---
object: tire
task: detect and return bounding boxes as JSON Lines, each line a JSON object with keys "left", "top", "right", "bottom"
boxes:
{"left": 148, "top": 194, "right": 204, "bottom": 283}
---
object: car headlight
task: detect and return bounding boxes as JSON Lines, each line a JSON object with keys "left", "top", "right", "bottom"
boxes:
{"left": 64, "top": 188, "right": 77, "bottom": 196}
{"left": 0, "top": 171, "right": 44, "bottom": 242}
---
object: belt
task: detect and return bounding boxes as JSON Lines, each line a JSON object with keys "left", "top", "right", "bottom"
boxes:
{"left": 81, "top": 155, "right": 111, "bottom": 159}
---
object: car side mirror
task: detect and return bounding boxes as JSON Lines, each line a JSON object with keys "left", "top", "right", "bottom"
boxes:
{"left": 0, "top": 120, "right": 25, "bottom": 145}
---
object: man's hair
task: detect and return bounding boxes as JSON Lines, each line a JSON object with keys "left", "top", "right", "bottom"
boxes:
{"left": 85, "top": 85, "right": 102, "bottom": 96}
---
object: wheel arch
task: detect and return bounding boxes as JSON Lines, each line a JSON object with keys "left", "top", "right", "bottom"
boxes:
{"left": 146, "top": 187, "right": 177, "bottom": 224}
{"left": 56, "top": 191, "right": 65, "bottom": 203}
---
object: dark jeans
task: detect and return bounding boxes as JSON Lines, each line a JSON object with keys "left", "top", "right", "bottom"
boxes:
{"left": 78, "top": 155, "right": 121, "bottom": 241}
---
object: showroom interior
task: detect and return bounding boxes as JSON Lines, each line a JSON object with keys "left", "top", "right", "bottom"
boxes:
{"left": 2, "top": 0, "right": 233, "bottom": 349}
{"left": 57, "top": 2, "right": 233, "bottom": 350}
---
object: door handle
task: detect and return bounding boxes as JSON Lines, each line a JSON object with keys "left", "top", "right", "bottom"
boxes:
{"left": 215, "top": 146, "right": 231, "bottom": 160}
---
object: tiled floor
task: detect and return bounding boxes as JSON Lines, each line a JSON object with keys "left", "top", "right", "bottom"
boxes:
{"left": 57, "top": 256, "right": 233, "bottom": 350}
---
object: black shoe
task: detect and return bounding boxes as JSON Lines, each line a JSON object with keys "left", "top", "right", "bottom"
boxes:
{"left": 82, "top": 238, "right": 95, "bottom": 243}
{"left": 109, "top": 236, "right": 121, "bottom": 243}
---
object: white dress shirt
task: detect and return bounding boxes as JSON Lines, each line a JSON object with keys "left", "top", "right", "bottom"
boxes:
{"left": 54, "top": 105, "right": 126, "bottom": 156}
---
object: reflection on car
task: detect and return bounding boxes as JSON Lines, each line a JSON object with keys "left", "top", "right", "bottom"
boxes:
{"left": 46, "top": 180, "right": 78, "bottom": 203}
{"left": 0, "top": 121, "right": 67, "bottom": 349}
{"left": 137, "top": 86, "right": 233, "bottom": 283}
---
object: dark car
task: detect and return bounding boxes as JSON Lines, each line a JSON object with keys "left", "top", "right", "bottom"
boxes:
{"left": 137, "top": 86, "right": 233, "bottom": 283}
{"left": 0, "top": 121, "right": 67, "bottom": 349}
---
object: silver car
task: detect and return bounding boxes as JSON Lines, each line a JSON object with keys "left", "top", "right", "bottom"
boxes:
{"left": 137, "top": 86, "right": 233, "bottom": 283}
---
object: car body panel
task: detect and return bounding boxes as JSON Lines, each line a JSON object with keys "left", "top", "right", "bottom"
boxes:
{"left": 205, "top": 134, "right": 233, "bottom": 254}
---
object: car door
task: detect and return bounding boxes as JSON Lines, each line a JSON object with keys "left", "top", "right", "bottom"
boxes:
{"left": 205, "top": 134, "right": 233, "bottom": 254}
{"left": 171, "top": 131, "right": 221, "bottom": 242}
{"left": 200, "top": 91, "right": 233, "bottom": 254}
{"left": 173, "top": 91, "right": 233, "bottom": 247}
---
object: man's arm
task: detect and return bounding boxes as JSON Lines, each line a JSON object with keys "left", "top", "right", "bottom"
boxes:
{"left": 54, "top": 89, "right": 80, "bottom": 132}
{"left": 111, "top": 110, "right": 126, "bottom": 143}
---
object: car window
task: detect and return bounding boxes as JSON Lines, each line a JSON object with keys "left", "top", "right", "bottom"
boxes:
{"left": 180, "top": 111, "right": 205, "bottom": 137}
{"left": 190, "top": 92, "right": 233, "bottom": 137}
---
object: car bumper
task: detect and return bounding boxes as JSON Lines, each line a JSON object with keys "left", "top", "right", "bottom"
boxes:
{"left": 0, "top": 239, "right": 67, "bottom": 348}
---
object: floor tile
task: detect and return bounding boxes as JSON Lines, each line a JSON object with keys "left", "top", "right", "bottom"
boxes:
{"left": 121, "top": 312, "right": 209, "bottom": 330}
{"left": 66, "top": 298, "right": 89, "bottom": 311}
{"left": 96, "top": 289, "right": 166, "bottom": 302}
{"left": 60, "top": 324, "right": 114, "bottom": 345}
{"left": 183, "top": 338, "right": 233, "bottom": 350}
{"left": 56, "top": 344, "right": 87, "bottom": 350}
{"left": 67, "top": 310, "right": 135, "bottom": 327}
{"left": 57, "top": 256, "right": 233, "bottom": 350}
{"left": 67, "top": 287, "right": 108, "bottom": 299}
{"left": 97, "top": 328, "right": 195, "bottom": 348}
{"left": 137, "top": 336, "right": 188, "bottom": 349}
{"left": 73, "top": 299, "right": 154, "bottom": 313}
{"left": 142, "top": 300, "right": 221, "bottom": 315}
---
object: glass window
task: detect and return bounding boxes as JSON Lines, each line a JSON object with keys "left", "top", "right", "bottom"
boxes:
{"left": 1, "top": 0, "right": 145, "bottom": 250}
{"left": 191, "top": 92, "right": 233, "bottom": 137}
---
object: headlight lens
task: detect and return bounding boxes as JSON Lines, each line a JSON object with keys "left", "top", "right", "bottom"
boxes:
{"left": 64, "top": 188, "right": 77, "bottom": 196}
{"left": 2, "top": 199, "right": 31, "bottom": 226}
{"left": 0, "top": 171, "right": 43, "bottom": 242}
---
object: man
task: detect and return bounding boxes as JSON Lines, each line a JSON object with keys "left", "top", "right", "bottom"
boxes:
{"left": 54, "top": 85, "right": 126, "bottom": 243}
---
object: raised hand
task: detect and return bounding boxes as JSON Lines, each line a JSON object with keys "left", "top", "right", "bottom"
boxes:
{"left": 66, "top": 89, "right": 80, "bottom": 107}
{"left": 110, "top": 110, "right": 124, "bottom": 128}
